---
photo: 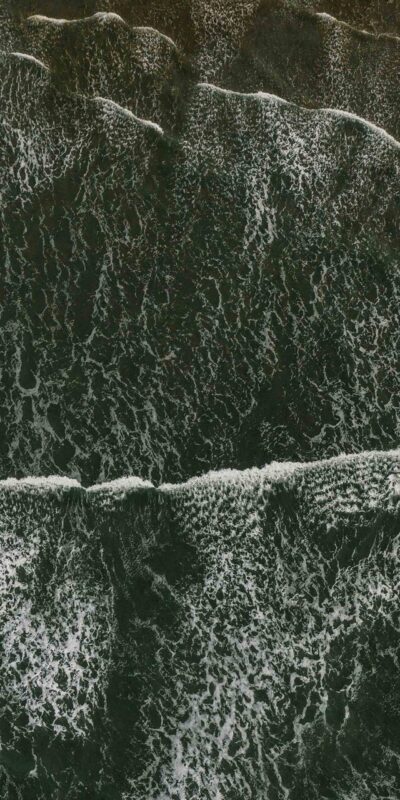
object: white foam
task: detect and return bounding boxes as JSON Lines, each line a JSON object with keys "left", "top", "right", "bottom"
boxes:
{"left": 315, "top": 10, "right": 400, "bottom": 42}
{"left": 0, "top": 476, "right": 81, "bottom": 491}
{"left": 26, "top": 14, "right": 178, "bottom": 53}
{"left": 93, "top": 97, "right": 164, "bottom": 135}
{"left": 160, "top": 467, "right": 257, "bottom": 492}
{"left": 26, "top": 12, "right": 126, "bottom": 27}
{"left": 0, "top": 449, "right": 399, "bottom": 495}
{"left": 92, "top": 11, "right": 126, "bottom": 24}
{"left": 132, "top": 26, "right": 178, "bottom": 50}
{"left": 315, "top": 12, "right": 338, "bottom": 23}
{"left": 160, "top": 449, "right": 400, "bottom": 492}
{"left": 392, "top": 481, "right": 400, "bottom": 497}
{"left": 87, "top": 476, "right": 154, "bottom": 493}
{"left": 198, "top": 82, "right": 289, "bottom": 106}
{"left": 277, "top": 448, "right": 400, "bottom": 468}
{"left": 322, "top": 107, "right": 400, "bottom": 150}
{"left": 197, "top": 82, "right": 400, "bottom": 151}
{"left": 9, "top": 52, "right": 49, "bottom": 71}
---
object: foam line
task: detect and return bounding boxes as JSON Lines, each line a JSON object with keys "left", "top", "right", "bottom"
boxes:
{"left": 26, "top": 12, "right": 127, "bottom": 27}
{"left": 87, "top": 477, "right": 154, "bottom": 493}
{"left": 132, "top": 26, "right": 178, "bottom": 50}
{"left": 0, "top": 476, "right": 81, "bottom": 491}
{"left": 159, "top": 449, "right": 400, "bottom": 492}
{"left": 197, "top": 82, "right": 400, "bottom": 151}
{"left": 26, "top": 13, "right": 178, "bottom": 50}
{"left": 0, "top": 448, "right": 399, "bottom": 493}
{"left": 93, "top": 96, "right": 164, "bottom": 135}
{"left": 8, "top": 52, "right": 49, "bottom": 70}
{"left": 315, "top": 10, "right": 400, "bottom": 42}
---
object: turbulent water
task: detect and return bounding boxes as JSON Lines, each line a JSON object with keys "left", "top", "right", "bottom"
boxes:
{"left": 0, "top": 4, "right": 400, "bottom": 483}
{"left": 1, "top": 0, "right": 400, "bottom": 797}
{"left": 0, "top": 452, "right": 399, "bottom": 798}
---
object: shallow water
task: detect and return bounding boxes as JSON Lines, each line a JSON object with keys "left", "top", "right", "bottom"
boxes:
{"left": 0, "top": 452, "right": 399, "bottom": 797}
{"left": 1, "top": 0, "right": 400, "bottom": 796}
{"left": 1, "top": 45, "right": 400, "bottom": 483}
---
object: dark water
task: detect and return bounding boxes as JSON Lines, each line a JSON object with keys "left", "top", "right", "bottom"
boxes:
{"left": 1, "top": 454, "right": 400, "bottom": 798}
{"left": 1, "top": 0, "right": 400, "bottom": 797}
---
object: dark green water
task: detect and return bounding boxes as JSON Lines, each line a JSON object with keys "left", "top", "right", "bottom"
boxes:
{"left": 1, "top": 454, "right": 400, "bottom": 798}
{"left": 1, "top": 1, "right": 400, "bottom": 797}
{"left": 0, "top": 6, "right": 400, "bottom": 484}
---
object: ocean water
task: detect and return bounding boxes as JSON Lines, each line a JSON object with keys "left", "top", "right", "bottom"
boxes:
{"left": 1, "top": 40, "right": 400, "bottom": 483}
{"left": 0, "top": 452, "right": 400, "bottom": 797}
{"left": 1, "top": 0, "right": 400, "bottom": 796}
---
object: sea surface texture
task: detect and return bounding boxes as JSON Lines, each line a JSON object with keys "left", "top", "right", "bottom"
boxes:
{"left": 1, "top": 0, "right": 400, "bottom": 797}
{"left": 0, "top": 453, "right": 400, "bottom": 798}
